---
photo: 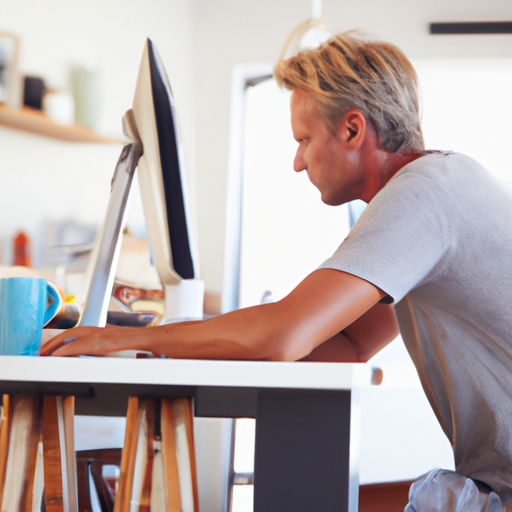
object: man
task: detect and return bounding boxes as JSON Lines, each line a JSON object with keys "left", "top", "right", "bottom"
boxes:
{"left": 44, "top": 30, "right": 512, "bottom": 510}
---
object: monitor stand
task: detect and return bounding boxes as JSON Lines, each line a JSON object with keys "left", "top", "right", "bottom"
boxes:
{"left": 79, "top": 109, "right": 204, "bottom": 328}
{"left": 162, "top": 279, "right": 205, "bottom": 324}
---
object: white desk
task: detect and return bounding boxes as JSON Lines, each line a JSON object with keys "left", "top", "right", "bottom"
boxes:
{"left": 0, "top": 356, "right": 372, "bottom": 512}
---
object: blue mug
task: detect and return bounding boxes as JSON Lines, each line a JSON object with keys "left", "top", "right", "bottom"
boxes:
{"left": 0, "top": 277, "right": 61, "bottom": 356}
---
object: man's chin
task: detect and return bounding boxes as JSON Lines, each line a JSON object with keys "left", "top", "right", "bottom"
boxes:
{"left": 321, "top": 193, "right": 352, "bottom": 207}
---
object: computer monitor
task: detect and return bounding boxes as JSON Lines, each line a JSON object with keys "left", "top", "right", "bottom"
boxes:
{"left": 79, "top": 38, "right": 202, "bottom": 327}
{"left": 132, "top": 39, "right": 198, "bottom": 285}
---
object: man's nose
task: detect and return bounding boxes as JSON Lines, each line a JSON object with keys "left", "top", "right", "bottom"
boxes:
{"left": 293, "top": 149, "right": 305, "bottom": 173}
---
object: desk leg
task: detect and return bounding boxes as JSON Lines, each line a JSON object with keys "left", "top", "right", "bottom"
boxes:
{"left": 253, "top": 389, "right": 360, "bottom": 512}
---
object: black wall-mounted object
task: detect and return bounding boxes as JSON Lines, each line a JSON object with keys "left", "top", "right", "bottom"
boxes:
{"left": 430, "top": 21, "right": 512, "bottom": 35}
{"left": 23, "top": 76, "right": 46, "bottom": 110}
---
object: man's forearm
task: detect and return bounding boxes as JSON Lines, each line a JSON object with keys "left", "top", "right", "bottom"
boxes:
{"left": 300, "top": 303, "right": 398, "bottom": 363}
{"left": 342, "top": 303, "right": 399, "bottom": 360}
{"left": 299, "top": 331, "right": 362, "bottom": 362}
{"left": 43, "top": 302, "right": 291, "bottom": 360}
{"left": 132, "top": 271, "right": 391, "bottom": 361}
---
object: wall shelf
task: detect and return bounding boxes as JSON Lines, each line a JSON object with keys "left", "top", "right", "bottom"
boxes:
{"left": 0, "top": 104, "right": 124, "bottom": 144}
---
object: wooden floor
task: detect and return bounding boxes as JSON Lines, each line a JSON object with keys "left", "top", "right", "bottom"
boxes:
{"left": 359, "top": 480, "right": 413, "bottom": 512}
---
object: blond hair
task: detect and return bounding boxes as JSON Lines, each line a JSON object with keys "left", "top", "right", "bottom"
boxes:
{"left": 275, "top": 28, "right": 424, "bottom": 153}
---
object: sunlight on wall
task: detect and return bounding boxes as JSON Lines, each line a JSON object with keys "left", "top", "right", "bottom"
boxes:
{"left": 415, "top": 58, "right": 512, "bottom": 184}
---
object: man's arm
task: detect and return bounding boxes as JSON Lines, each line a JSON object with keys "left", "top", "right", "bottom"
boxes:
{"left": 42, "top": 268, "right": 396, "bottom": 361}
{"left": 299, "top": 302, "right": 398, "bottom": 362}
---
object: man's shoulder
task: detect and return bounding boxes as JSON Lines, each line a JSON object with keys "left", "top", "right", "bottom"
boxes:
{"left": 398, "top": 151, "right": 484, "bottom": 175}
{"left": 365, "top": 150, "right": 500, "bottom": 226}
{"left": 388, "top": 151, "right": 490, "bottom": 192}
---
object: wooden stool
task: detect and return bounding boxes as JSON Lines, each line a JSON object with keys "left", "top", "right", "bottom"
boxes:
{"left": 114, "top": 396, "right": 199, "bottom": 512}
{"left": 0, "top": 395, "right": 77, "bottom": 512}
{"left": 0, "top": 395, "right": 198, "bottom": 512}
{"left": 76, "top": 448, "right": 122, "bottom": 512}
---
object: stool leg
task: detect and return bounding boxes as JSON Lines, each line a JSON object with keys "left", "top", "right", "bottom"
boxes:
{"left": 161, "top": 398, "right": 199, "bottom": 512}
{"left": 0, "top": 395, "right": 43, "bottom": 512}
{"left": 76, "top": 459, "right": 93, "bottom": 512}
{"left": 150, "top": 450, "right": 166, "bottom": 510}
{"left": 179, "top": 398, "right": 199, "bottom": 512}
{"left": 114, "top": 397, "right": 145, "bottom": 512}
{"left": 32, "top": 441, "right": 45, "bottom": 512}
{"left": 138, "top": 398, "right": 156, "bottom": 512}
{"left": 0, "top": 395, "right": 11, "bottom": 507}
{"left": 89, "top": 459, "right": 115, "bottom": 512}
{"left": 62, "top": 396, "right": 78, "bottom": 511}
{"left": 161, "top": 399, "right": 181, "bottom": 512}
{"left": 42, "top": 396, "right": 78, "bottom": 512}
{"left": 115, "top": 397, "right": 199, "bottom": 512}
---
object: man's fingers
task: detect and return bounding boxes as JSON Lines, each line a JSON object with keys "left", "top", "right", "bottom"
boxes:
{"left": 40, "top": 327, "right": 102, "bottom": 356}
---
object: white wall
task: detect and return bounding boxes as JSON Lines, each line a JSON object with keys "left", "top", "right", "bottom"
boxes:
{"left": 324, "top": 0, "right": 512, "bottom": 59}
{"left": 0, "top": 128, "right": 120, "bottom": 267}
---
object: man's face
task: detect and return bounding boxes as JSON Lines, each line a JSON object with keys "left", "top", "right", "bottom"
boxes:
{"left": 290, "top": 89, "right": 365, "bottom": 206}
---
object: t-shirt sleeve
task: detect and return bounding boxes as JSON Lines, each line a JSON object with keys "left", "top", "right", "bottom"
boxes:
{"left": 318, "top": 170, "right": 453, "bottom": 303}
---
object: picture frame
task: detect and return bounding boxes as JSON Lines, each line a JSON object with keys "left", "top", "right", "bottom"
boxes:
{"left": 0, "top": 33, "right": 21, "bottom": 108}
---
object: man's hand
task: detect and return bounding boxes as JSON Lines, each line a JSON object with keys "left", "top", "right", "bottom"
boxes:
{"left": 40, "top": 325, "right": 138, "bottom": 357}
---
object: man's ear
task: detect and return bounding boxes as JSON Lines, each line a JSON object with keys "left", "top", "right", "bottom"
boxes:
{"left": 338, "top": 109, "right": 367, "bottom": 149}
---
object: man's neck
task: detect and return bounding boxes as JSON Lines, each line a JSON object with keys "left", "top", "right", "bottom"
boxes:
{"left": 361, "top": 148, "right": 423, "bottom": 203}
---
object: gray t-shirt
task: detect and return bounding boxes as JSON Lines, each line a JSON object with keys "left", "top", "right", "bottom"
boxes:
{"left": 319, "top": 152, "right": 512, "bottom": 502}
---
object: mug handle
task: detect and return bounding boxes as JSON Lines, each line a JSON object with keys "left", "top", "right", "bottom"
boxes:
{"left": 43, "top": 282, "right": 63, "bottom": 326}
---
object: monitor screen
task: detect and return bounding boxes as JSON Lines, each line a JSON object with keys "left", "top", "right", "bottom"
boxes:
{"left": 132, "top": 38, "right": 199, "bottom": 286}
